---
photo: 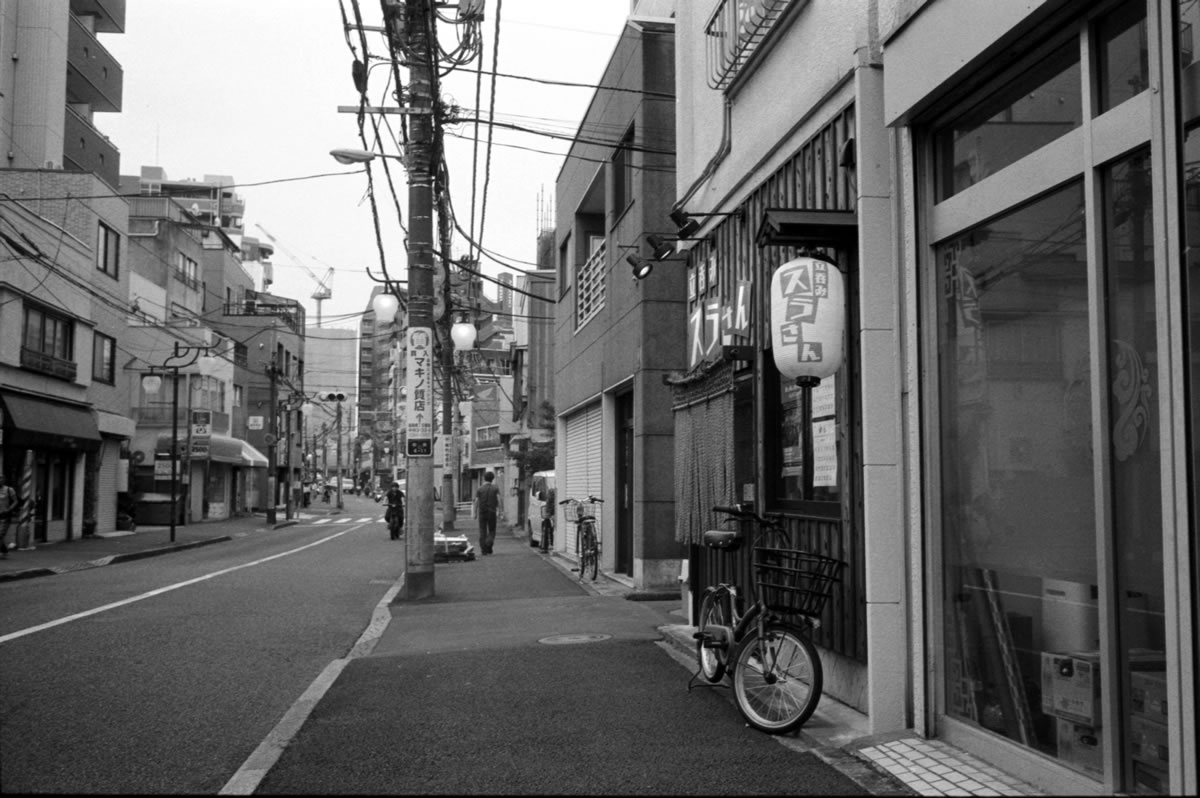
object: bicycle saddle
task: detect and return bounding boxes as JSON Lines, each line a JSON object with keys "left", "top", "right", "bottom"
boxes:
{"left": 702, "top": 529, "right": 743, "bottom": 550}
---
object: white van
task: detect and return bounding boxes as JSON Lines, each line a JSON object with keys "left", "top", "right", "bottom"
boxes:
{"left": 527, "top": 470, "right": 556, "bottom": 547}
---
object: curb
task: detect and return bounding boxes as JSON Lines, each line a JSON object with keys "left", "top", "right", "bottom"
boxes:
{"left": 0, "top": 535, "right": 234, "bottom": 582}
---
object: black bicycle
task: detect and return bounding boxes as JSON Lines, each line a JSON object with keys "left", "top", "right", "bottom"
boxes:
{"left": 560, "top": 495, "right": 602, "bottom": 581}
{"left": 692, "top": 504, "right": 845, "bottom": 734}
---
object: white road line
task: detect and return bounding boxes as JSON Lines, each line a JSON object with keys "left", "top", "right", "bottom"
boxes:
{"left": 219, "top": 570, "right": 405, "bottom": 795}
{"left": 0, "top": 530, "right": 353, "bottom": 645}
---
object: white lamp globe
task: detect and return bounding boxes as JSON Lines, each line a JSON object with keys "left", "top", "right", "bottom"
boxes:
{"left": 373, "top": 292, "right": 400, "bottom": 324}
{"left": 451, "top": 319, "right": 477, "bottom": 350}
{"left": 142, "top": 374, "right": 163, "bottom": 395}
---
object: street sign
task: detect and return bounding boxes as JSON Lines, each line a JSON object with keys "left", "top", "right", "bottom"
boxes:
{"left": 248, "top": 416, "right": 264, "bottom": 430}
{"left": 191, "top": 410, "right": 212, "bottom": 439}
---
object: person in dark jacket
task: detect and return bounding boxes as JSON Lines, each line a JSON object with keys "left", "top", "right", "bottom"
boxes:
{"left": 474, "top": 471, "right": 500, "bottom": 555}
{"left": 385, "top": 481, "right": 405, "bottom": 539}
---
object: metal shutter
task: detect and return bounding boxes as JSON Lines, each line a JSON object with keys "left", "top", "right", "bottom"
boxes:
{"left": 561, "top": 402, "right": 602, "bottom": 556}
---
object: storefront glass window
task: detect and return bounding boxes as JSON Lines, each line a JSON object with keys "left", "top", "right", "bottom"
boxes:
{"left": 1101, "top": 148, "right": 1168, "bottom": 795}
{"left": 934, "top": 43, "right": 1081, "bottom": 202}
{"left": 938, "top": 182, "right": 1100, "bottom": 772}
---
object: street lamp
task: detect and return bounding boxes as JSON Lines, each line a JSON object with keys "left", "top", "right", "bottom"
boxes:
{"left": 330, "top": 147, "right": 405, "bottom": 166}
{"left": 141, "top": 340, "right": 222, "bottom": 543}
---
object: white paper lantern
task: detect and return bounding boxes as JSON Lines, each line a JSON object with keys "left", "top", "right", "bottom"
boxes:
{"left": 769, "top": 256, "right": 845, "bottom": 385}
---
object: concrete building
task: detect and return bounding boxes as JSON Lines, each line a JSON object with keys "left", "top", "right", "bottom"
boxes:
{"left": 672, "top": 0, "right": 1197, "bottom": 794}
{"left": 553, "top": 0, "right": 683, "bottom": 592}
{"left": 0, "top": 0, "right": 129, "bottom": 542}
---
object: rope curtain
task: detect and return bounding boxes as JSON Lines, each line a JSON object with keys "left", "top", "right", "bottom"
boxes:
{"left": 671, "top": 362, "right": 735, "bottom": 545}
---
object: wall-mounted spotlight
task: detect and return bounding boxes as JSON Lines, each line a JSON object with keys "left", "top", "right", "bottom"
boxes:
{"left": 626, "top": 254, "right": 655, "bottom": 280}
{"left": 669, "top": 207, "right": 744, "bottom": 239}
{"left": 646, "top": 234, "right": 676, "bottom": 260}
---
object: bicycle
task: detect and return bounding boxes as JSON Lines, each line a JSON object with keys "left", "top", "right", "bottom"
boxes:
{"left": 691, "top": 503, "right": 846, "bottom": 734}
{"left": 559, "top": 495, "right": 603, "bottom": 581}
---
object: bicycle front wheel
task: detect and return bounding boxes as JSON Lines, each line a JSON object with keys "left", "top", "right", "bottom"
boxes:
{"left": 696, "top": 588, "right": 731, "bottom": 683}
{"left": 731, "top": 622, "right": 822, "bottom": 734}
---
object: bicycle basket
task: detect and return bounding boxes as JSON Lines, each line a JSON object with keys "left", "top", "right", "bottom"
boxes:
{"left": 753, "top": 543, "right": 845, "bottom": 618}
{"left": 564, "top": 500, "right": 598, "bottom": 523}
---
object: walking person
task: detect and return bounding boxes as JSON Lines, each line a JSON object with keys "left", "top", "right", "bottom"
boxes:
{"left": 0, "top": 474, "right": 18, "bottom": 559}
{"left": 474, "top": 471, "right": 500, "bottom": 555}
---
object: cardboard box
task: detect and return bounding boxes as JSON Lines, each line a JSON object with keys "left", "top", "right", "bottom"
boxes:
{"left": 1129, "top": 714, "right": 1169, "bottom": 768}
{"left": 1055, "top": 719, "right": 1102, "bottom": 774}
{"left": 1042, "top": 651, "right": 1100, "bottom": 726}
{"left": 1131, "top": 670, "right": 1167, "bottom": 720}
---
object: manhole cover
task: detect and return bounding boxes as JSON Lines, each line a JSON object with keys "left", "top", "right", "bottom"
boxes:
{"left": 538, "top": 633, "right": 612, "bottom": 645}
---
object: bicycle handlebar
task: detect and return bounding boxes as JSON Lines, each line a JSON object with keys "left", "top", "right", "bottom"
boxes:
{"left": 559, "top": 496, "right": 604, "bottom": 505}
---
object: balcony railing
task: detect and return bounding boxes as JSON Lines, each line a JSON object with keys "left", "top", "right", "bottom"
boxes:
{"left": 575, "top": 240, "right": 606, "bottom": 330}
{"left": 20, "top": 347, "right": 77, "bottom": 381}
{"left": 705, "top": 0, "right": 794, "bottom": 90}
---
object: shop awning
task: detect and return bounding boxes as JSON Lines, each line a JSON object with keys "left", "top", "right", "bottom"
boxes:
{"left": 0, "top": 390, "right": 101, "bottom": 451}
{"left": 156, "top": 433, "right": 267, "bottom": 467}
{"left": 240, "top": 441, "right": 268, "bottom": 468}
{"left": 209, "top": 436, "right": 243, "bottom": 464}
{"left": 755, "top": 208, "right": 857, "bottom": 249}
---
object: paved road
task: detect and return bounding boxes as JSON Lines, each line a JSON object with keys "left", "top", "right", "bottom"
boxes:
{"left": 0, "top": 501, "right": 403, "bottom": 794}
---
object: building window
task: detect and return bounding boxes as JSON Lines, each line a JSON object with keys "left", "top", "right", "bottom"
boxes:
{"left": 96, "top": 221, "right": 120, "bottom": 278}
{"left": 233, "top": 384, "right": 243, "bottom": 408}
{"left": 933, "top": 41, "right": 1081, "bottom": 202}
{"left": 767, "top": 367, "right": 843, "bottom": 509}
{"left": 23, "top": 304, "right": 74, "bottom": 361}
{"left": 612, "top": 125, "right": 634, "bottom": 216}
{"left": 92, "top": 332, "right": 115, "bottom": 384}
{"left": 175, "top": 251, "right": 199, "bottom": 289}
{"left": 926, "top": 5, "right": 1166, "bottom": 788}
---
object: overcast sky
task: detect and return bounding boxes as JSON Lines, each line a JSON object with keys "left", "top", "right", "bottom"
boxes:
{"left": 100, "top": 1, "right": 633, "bottom": 330}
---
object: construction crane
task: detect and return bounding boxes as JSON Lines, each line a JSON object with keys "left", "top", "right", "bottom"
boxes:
{"left": 254, "top": 223, "right": 335, "bottom": 326}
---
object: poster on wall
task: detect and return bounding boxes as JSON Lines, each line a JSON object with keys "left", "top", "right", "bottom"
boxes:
{"left": 811, "top": 376, "right": 837, "bottom": 487}
{"left": 812, "top": 420, "right": 837, "bottom": 487}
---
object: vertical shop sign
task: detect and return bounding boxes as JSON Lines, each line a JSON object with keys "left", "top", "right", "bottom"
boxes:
{"left": 406, "top": 327, "right": 433, "bottom": 456}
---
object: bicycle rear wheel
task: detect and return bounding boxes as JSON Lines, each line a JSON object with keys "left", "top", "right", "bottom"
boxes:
{"left": 696, "top": 588, "right": 731, "bottom": 682}
{"left": 731, "top": 622, "right": 822, "bottom": 734}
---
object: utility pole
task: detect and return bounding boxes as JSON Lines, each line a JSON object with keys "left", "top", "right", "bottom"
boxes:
{"left": 266, "top": 357, "right": 279, "bottom": 525}
{"left": 335, "top": 397, "right": 344, "bottom": 510}
{"left": 386, "top": 0, "right": 437, "bottom": 599}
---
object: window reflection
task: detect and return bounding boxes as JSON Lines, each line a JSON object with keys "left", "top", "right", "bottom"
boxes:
{"left": 1102, "top": 148, "right": 1167, "bottom": 796}
{"left": 934, "top": 44, "right": 1081, "bottom": 201}
{"left": 939, "top": 183, "right": 1099, "bottom": 771}
{"left": 1096, "top": 0, "right": 1149, "bottom": 114}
